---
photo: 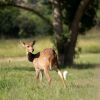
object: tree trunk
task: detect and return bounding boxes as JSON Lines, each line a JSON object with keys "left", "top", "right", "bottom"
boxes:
{"left": 51, "top": 0, "right": 66, "bottom": 65}
{"left": 52, "top": 0, "right": 91, "bottom": 66}
{"left": 64, "top": 0, "right": 91, "bottom": 65}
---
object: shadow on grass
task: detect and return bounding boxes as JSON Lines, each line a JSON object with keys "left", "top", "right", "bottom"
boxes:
{"left": 1, "top": 63, "right": 100, "bottom": 72}
{"left": 71, "top": 63, "right": 100, "bottom": 69}
{"left": 0, "top": 67, "right": 35, "bottom": 72}
{"left": 60, "top": 62, "right": 100, "bottom": 69}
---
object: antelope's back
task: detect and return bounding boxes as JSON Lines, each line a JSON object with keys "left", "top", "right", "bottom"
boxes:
{"left": 33, "top": 48, "right": 58, "bottom": 70}
{"left": 40, "top": 48, "right": 57, "bottom": 60}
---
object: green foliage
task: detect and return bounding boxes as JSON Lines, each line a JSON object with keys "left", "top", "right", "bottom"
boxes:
{"left": 0, "top": 0, "right": 52, "bottom": 38}
{"left": 0, "top": 8, "right": 52, "bottom": 38}
{"left": 0, "top": 0, "right": 12, "bottom": 4}
{"left": 61, "top": 0, "right": 99, "bottom": 33}
{"left": 18, "top": 11, "right": 52, "bottom": 36}
{"left": 0, "top": 7, "right": 19, "bottom": 38}
{"left": 17, "top": 16, "right": 36, "bottom": 38}
{"left": 0, "top": 0, "right": 99, "bottom": 39}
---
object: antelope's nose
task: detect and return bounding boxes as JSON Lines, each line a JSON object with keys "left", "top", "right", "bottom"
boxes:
{"left": 28, "top": 47, "right": 34, "bottom": 53}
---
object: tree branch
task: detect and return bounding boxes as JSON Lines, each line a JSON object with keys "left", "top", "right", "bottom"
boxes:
{"left": 0, "top": 1, "right": 53, "bottom": 27}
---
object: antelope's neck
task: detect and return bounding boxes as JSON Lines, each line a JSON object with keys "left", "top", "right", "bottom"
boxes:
{"left": 27, "top": 52, "right": 35, "bottom": 62}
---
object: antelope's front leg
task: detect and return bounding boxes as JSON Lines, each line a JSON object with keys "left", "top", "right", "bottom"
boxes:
{"left": 39, "top": 70, "right": 43, "bottom": 81}
{"left": 35, "top": 69, "right": 40, "bottom": 80}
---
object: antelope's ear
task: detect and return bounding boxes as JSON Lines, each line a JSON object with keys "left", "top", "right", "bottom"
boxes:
{"left": 31, "top": 40, "right": 36, "bottom": 46}
{"left": 20, "top": 41, "right": 26, "bottom": 47}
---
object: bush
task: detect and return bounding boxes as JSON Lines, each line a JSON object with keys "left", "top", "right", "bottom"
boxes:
{"left": 0, "top": 6, "right": 52, "bottom": 38}
{"left": 17, "top": 17, "right": 36, "bottom": 38}
{"left": 0, "top": 7, "right": 19, "bottom": 38}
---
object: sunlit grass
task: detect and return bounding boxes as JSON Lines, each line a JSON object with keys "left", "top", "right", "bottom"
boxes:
{"left": 77, "top": 28, "right": 100, "bottom": 53}
{"left": 77, "top": 39, "right": 100, "bottom": 53}
{"left": 75, "top": 53, "right": 100, "bottom": 64}
{"left": 0, "top": 59, "right": 98, "bottom": 100}
{"left": 0, "top": 39, "right": 25, "bottom": 57}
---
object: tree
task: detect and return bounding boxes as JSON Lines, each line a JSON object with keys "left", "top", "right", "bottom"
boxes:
{"left": 0, "top": 0, "right": 99, "bottom": 65}
{"left": 0, "top": 0, "right": 52, "bottom": 27}
{"left": 0, "top": 7, "right": 19, "bottom": 38}
{"left": 50, "top": 0, "right": 98, "bottom": 65}
{"left": 65, "top": 0, "right": 92, "bottom": 65}
{"left": 50, "top": 0, "right": 65, "bottom": 64}
{"left": 0, "top": 0, "right": 53, "bottom": 38}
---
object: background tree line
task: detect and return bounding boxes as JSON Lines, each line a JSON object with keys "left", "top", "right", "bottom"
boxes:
{"left": 0, "top": 0, "right": 99, "bottom": 66}
{"left": 0, "top": 0, "right": 52, "bottom": 38}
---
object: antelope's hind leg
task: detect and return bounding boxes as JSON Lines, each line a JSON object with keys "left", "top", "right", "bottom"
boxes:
{"left": 44, "top": 69, "right": 51, "bottom": 85}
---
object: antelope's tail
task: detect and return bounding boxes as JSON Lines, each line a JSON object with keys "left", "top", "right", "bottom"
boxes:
{"left": 57, "top": 70, "right": 68, "bottom": 87}
{"left": 63, "top": 70, "right": 68, "bottom": 80}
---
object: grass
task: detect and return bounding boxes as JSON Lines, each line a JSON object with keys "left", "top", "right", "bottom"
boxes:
{"left": 75, "top": 53, "right": 100, "bottom": 65}
{"left": 0, "top": 60, "right": 99, "bottom": 100}
{"left": 77, "top": 27, "right": 100, "bottom": 53}
{"left": 0, "top": 28, "right": 100, "bottom": 100}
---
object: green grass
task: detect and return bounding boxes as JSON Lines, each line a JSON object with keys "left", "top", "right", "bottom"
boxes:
{"left": 0, "top": 39, "right": 25, "bottom": 57}
{"left": 75, "top": 53, "right": 100, "bottom": 64}
{"left": 77, "top": 28, "right": 100, "bottom": 53}
{"left": 0, "top": 59, "right": 99, "bottom": 100}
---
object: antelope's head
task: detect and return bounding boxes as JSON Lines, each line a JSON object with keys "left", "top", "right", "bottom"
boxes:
{"left": 21, "top": 40, "right": 35, "bottom": 53}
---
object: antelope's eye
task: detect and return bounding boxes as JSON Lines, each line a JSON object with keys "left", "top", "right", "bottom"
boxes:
{"left": 27, "top": 46, "right": 29, "bottom": 48}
